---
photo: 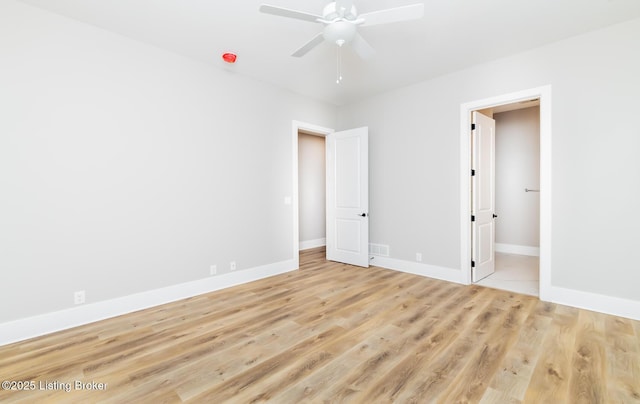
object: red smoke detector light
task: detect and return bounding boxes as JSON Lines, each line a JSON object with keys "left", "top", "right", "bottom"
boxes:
{"left": 222, "top": 52, "right": 237, "bottom": 63}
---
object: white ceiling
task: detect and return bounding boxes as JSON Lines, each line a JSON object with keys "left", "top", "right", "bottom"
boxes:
{"left": 16, "top": 0, "right": 640, "bottom": 106}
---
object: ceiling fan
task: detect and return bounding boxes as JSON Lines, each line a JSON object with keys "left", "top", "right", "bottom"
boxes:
{"left": 259, "top": 1, "right": 425, "bottom": 60}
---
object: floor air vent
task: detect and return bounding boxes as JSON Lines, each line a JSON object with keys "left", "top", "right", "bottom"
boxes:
{"left": 369, "top": 243, "right": 389, "bottom": 257}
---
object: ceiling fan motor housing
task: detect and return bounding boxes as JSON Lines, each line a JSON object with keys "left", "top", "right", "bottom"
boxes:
{"left": 323, "top": 2, "right": 358, "bottom": 21}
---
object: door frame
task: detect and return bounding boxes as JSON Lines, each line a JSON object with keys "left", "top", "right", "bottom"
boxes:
{"left": 291, "top": 120, "right": 334, "bottom": 268}
{"left": 459, "top": 85, "right": 552, "bottom": 300}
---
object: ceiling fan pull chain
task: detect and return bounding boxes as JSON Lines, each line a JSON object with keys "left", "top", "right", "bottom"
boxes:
{"left": 336, "top": 45, "right": 343, "bottom": 84}
{"left": 339, "top": 45, "right": 343, "bottom": 82}
{"left": 336, "top": 45, "right": 340, "bottom": 83}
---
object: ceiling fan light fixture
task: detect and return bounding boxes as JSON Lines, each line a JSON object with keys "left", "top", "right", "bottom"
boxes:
{"left": 323, "top": 21, "right": 356, "bottom": 45}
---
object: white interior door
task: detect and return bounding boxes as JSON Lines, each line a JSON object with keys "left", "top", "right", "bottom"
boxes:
{"left": 326, "top": 127, "right": 369, "bottom": 267}
{"left": 472, "top": 111, "right": 496, "bottom": 282}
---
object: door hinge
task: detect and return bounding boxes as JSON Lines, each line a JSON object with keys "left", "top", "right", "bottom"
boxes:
{"left": 471, "top": 123, "right": 476, "bottom": 130}
{"left": 471, "top": 169, "right": 476, "bottom": 176}
{"left": 471, "top": 260, "right": 476, "bottom": 268}
{"left": 471, "top": 215, "right": 475, "bottom": 222}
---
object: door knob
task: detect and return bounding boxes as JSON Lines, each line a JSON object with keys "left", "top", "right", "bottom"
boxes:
{"left": 359, "top": 213, "right": 368, "bottom": 217}
{"left": 493, "top": 214, "right": 498, "bottom": 218}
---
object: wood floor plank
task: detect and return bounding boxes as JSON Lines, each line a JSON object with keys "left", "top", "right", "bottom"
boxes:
{"left": 391, "top": 291, "right": 529, "bottom": 403}
{"left": 186, "top": 325, "right": 348, "bottom": 402}
{"left": 308, "top": 283, "right": 493, "bottom": 402}
{"left": 273, "top": 323, "right": 406, "bottom": 403}
{"left": 479, "top": 387, "right": 522, "bottom": 404}
{"left": 485, "top": 300, "right": 553, "bottom": 401}
{"left": 437, "top": 294, "right": 538, "bottom": 402}
{"left": 522, "top": 307, "right": 579, "bottom": 403}
{"left": 174, "top": 319, "right": 338, "bottom": 401}
{"left": 604, "top": 315, "right": 640, "bottom": 401}
{"left": 1, "top": 247, "right": 639, "bottom": 403}
{"left": 353, "top": 287, "right": 504, "bottom": 402}
{"left": 568, "top": 310, "right": 607, "bottom": 403}
{"left": 192, "top": 273, "right": 443, "bottom": 402}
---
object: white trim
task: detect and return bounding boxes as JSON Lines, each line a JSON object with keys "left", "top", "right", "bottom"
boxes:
{"left": 372, "top": 256, "right": 466, "bottom": 285}
{"left": 495, "top": 243, "right": 540, "bottom": 257}
{"left": 375, "top": 256, "right": 640, "bottom": 323}
{"left": 460, "top": 86, "right": 552, "bottom": 302}
{"left": 291, "top": 121, "right": 334, "bottom": 268}
{"left": 547, "top": 285, "right": 640, "bottom": 322}
{"left": 0, "top": 259, "right": 296, "bottom": 347}
{"left": 299, "top": 238, "right": 326, "bottom": 250}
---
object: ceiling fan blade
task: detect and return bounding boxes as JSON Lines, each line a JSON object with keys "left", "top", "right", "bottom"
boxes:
{"left": 360, "top": 3, "right": 424, "bottom": 27}
{"left": 259, "top": 4, "right": 322, "bottom": 23}
{"left": 351, "top": 33, "right": 375, "bottom": 60}
{"left": 292, "top": 33, "right": 325, "bottom": 57}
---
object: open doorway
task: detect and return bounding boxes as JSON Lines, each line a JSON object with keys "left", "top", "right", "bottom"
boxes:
{"left": 460, "top": 86, "right": 552, "bottom": 300}
{"left": 298, "top": 129, "right": 327, "bottom": 251}
{"left": 291, "top": 121, "right": 333, "bottom": 268}
{"left": 474, "top": 102, "right": 540, "bottom": 296}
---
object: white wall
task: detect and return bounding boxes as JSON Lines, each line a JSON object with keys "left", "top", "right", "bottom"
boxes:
{"left": 494, "top": 107, "right": 540, "bottom": 249}
{"left": 338, "top": 17, "right": 640, "bottom": 302}
{"left": 0, "top": 0, "right": 336, "bottom": 324}
{"left": 298, "top": 133, "right": 326, "bottom": 247}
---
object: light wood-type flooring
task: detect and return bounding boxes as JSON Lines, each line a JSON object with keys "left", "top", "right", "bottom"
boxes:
{"left": 1, "top": 247, "right": 639, "bottom": 403}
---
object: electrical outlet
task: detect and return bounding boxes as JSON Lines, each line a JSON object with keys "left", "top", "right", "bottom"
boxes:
{"left": 230, "top": 261, "right": 236, "bottom": 271}
{"left": 210, "top": 265, "right": 217, "bottom": 275}
{"left": 74, "top": 290, "right": 85, "bottom": 305}
{"left": 416, "top": 253, "right": 422, "bottom": 262}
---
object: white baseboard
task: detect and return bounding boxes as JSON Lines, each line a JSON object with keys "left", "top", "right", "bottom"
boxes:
{"left": 371, "top": 256, "right": 465, "bottom": 284}
{"left": 299, "top": 238, "right": 326, "bottom": 250}
{"left": 5, "top": 256, "right": 636, "bottom": 347}
{"left": 545, "top": 285, "right": 640, "bottom": 321}
{"left": 495, "top": 243, "right": 540, "bottom": 257}
{"left": 0, "top": 259, "right": 297, "bottom": 347}
{"left": 376, "top": 255, "right": 640, "bottom": 322}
